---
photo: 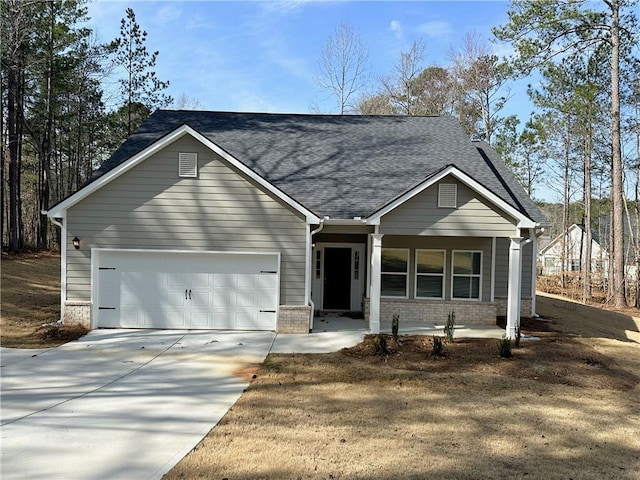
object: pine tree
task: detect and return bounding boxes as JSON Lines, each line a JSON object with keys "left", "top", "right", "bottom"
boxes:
{"left": 112, "top": 7, "right": 172, "bottom": 138}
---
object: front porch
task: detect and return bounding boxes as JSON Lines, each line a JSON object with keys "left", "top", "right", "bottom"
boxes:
{"left": 308, "top": 311, "right": 505, "bottom": 339}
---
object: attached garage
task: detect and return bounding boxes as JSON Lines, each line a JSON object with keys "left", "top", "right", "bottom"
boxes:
{"left": 93, "top": 250, "right": 280, "bottom": 330}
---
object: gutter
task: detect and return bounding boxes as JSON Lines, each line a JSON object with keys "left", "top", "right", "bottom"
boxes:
{"left": 42, "top": 210, "right": 63, "bottom": 229}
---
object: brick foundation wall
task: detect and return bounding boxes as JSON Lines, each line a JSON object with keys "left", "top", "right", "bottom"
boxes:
{"left": 63, "top": 301, "right": 91, "bottom": 328}
{"left": 277, "top": 305, "right": 311, "bottom": 334}
{"left": 365, "top": 298, "right": 497, "bottom": 326}
{"left": 494, "top": 298, "right": 532, "bottom": 318}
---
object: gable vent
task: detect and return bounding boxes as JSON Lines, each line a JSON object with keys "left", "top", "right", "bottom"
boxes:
{"left": 178, "top": 153, "right": 198, "bottom": 177}
{"left": 438, "top": 183, "right": 457, "bottom": 208}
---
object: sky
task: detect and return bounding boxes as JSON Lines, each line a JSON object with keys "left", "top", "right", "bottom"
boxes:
{"left": 85, "top": 0, "right": 533, "bottom": 116}
{"left": 85, "top": 0, "right": 553, "bottom": 196}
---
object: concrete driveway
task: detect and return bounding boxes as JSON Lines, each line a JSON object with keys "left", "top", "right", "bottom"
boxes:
{"left": 0, "top": 329, "right": 277, "bottom": 480}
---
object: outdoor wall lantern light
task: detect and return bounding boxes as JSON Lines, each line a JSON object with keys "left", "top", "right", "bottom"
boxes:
{"left": 72, "top": 236, "right": 80, "bottom": 250}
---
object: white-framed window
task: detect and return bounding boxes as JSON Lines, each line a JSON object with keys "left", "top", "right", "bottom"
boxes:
{"left": 381, "top": 248, "right": 409, "bottom": 298}
{"left": 438, "top": 183, "right": 457, "bottom": 208}
{"left": 178, "top": 152, "right": 198, "bottom": 177}
{"left": 415, "top": 249, "right": 445, "bottom": 299}
{"left": 451, "top": 250, "right": 482, "bottom": 300}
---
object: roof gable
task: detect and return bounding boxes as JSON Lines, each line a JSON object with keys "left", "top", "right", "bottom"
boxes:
{"left": 366, "top": 165, "right": 535, "bottom": 229}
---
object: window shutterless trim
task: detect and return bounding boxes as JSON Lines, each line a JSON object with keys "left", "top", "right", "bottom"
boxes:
{"left": 381, "top": 248, "right": 409, "bottom": 299}
{"left": 451, "top": 250, "right": 482, "bottom": 301}
{"left": 415, "top": 249, "right": 445, "bottom": 300}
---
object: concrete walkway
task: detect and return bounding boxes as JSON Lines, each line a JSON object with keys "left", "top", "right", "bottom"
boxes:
{"left": 1, "top": 330, "right": 276, "bottom": 480}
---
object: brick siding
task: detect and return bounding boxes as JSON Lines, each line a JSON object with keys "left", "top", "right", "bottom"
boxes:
{"left": 63, "top": 301, "right": 92, "bottom": 328}
{"left": 277, "top": 305, "right": 311, "bottom": 333}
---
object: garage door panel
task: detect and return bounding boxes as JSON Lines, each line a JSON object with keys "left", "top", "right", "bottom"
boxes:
{"left": 237, "top": 292, "right": 256, "bottom": 307}
{"left": 257, "top": 292, "right": 277, "bottom": 309}
{"left": 214, "top": 274, "right": 237, "bottom": 288}
{"left": 96, "top": 251, "right": 279, "bottom": 331}
{"left": 167, "top": 273, "right": 187, "bottom": 287}
{"left": 237, "top": 274, "right": 256, "bottom": 288}
{"left": 258, "top": 274, "right": 278, "bottom": 288}
{"left": 257, "top": 311, "right": 277, "bottom": 329}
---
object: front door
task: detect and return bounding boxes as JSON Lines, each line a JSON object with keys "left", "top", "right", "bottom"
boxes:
{"left": 323, "top": 247, "right": 351, "bottom": 310}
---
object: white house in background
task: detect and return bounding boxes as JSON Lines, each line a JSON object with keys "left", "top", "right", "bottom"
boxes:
{"left": 538, "top": 223, "right": 609, "bottom": 276}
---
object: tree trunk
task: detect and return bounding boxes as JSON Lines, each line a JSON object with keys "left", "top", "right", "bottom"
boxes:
{"left": 583, "top": 126, "right": 592, "bottom": 303}
{"left": 562, "top": 125, "right": 570, "bottom": 290}
{"left": 610, "top": 0, "right": 626, "bottom": 308}
{"left": 7, "top": 65, "right": 22, "bottom": 252}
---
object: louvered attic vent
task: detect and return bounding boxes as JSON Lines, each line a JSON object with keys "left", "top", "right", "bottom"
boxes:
{"left": 178, "top": 153, "right": 198, "bottom": 177}
{"left": 438, "top": 183, "right": 457, "bottom": 208}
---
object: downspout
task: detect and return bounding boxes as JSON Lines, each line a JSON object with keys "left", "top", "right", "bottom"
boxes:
{"left": 307, "top": 219, "right": 325, "bottom": 332}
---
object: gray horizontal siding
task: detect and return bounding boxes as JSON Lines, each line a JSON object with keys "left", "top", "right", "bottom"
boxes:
{"left": 380, "top": 178, "right": 518, "bottom": 237}
{"left": 494, "top": 237, "right": 533, "bottom": 300}
{"left": 66, "top": 135, "right": 307, "bottom": 305}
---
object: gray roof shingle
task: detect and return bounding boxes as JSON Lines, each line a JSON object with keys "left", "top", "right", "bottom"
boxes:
{"left": 91, "top": 110, "right": 547, "bottom": 225}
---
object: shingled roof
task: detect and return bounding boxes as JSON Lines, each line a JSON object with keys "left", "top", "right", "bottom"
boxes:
{"left": 92, "top": 110, "right": 547, "bottom": 225}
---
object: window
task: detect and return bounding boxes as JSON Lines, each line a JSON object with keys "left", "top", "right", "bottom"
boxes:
{"left": 178, "top": 152, "right": 198, "bottom": 177}
{"left": 452, "top": 251, "right": 482, "bottom": 299}
{"left": 381, "top": 249, "right": 409, "bottom": 297}
{"left": 415, "top": 250, "right": 445, "bottom": 299}
{"left": 315, "top": 250, "right": 321, "bottom": 279}
{"left": 438, "top": 183, "right": 457, "bottom": 208}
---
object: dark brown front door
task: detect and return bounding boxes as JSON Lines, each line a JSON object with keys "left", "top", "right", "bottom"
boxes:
{"left": 323, "top": 247, "right": 351, "bottom": 310}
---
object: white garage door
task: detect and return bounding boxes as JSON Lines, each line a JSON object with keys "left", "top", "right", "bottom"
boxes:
{"left": 95, "top": 250, "right": 279, "bottom": 330}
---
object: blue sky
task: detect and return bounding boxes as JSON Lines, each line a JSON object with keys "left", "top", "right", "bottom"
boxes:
{"left": 86, "top": 0, "right": 533, "bottom": 117}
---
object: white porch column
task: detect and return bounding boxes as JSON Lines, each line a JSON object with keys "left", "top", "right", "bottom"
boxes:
{"left": 531, "top": 234, "right": 538, "bottom": 317}
{"left": 369, "top": 233, "right": 384, "bottom": 334}
{"left": 506, "top": 236, "right": 524, "bottom": 339}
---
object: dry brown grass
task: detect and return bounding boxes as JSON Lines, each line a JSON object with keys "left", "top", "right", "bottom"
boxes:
{"left": 1, "top": 252, "right": 86, "bottom": 348}
{"left": 165, "top": 297, "right": 640, "bottom": 480}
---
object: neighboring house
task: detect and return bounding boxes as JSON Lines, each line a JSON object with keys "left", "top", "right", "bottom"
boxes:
{"left": 538, "top": 224, "right": 609, "bottom": 276}
{"left": 46, "top": 111, "right": 548, "bottom": 338}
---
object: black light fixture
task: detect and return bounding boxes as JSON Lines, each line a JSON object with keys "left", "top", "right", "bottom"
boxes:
{"left": 72, "top": 236, "right": 80, "bottom": 250}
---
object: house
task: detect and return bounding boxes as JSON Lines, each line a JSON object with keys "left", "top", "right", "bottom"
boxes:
{"left": 538, "top": 223, "right": 609, "bottom": 276}
{"left": 45, "top": 111, "right": 548, "bottom": 338}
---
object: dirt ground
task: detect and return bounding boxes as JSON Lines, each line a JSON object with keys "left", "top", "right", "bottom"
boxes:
{"left": 165, "top": 295, "right": 640, "bottom": 480}
{"left": 536, "top": 292, "right": 640, "bottom": 343}
{"left": 0, "top": 252, "right": 88, "bottom": 348}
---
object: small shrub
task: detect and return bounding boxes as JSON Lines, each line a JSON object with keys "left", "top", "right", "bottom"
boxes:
{"left": 514, "top": 325, "right": 521, "bottom": 348}
{"left": 498, "top": 337, "right": 512, "bottom": 358}
{"left": 391, "top": 314, "right": 399, "bottom": 342}
{"left": 371, "top": 334, "right": 389, "bottom": 356}
{"left": 444, "top": 310, "right": 455, "bottom": 343}
{"left": 431, "top": 335, "right": 444, "bottom": 357}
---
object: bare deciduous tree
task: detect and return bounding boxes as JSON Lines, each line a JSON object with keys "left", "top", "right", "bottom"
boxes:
{"left": 315, "top": 22, "right": 368, "bottom": 115}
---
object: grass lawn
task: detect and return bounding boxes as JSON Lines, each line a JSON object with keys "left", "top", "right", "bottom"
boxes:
{"left": 2, "top": 254, "right": 639, "bottom": 478}
{"left": 1, "top": 252, "right": 87, "bottom": 348}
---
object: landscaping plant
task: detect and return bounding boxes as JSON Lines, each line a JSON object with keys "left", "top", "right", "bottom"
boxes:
{"left": 371, "top": 334, "right": 389, "bottom": 356}
{"left": 444, "top": 310, "right": 455, "bottom": 343}
{"left": 391, "top": 314, "right": 399, "bottom": 342}
{"left": 498, "top": 337, "right": 512, "bottom": 358}
{"left": 431, "top": 335, "right": 444, "bottom": 357}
